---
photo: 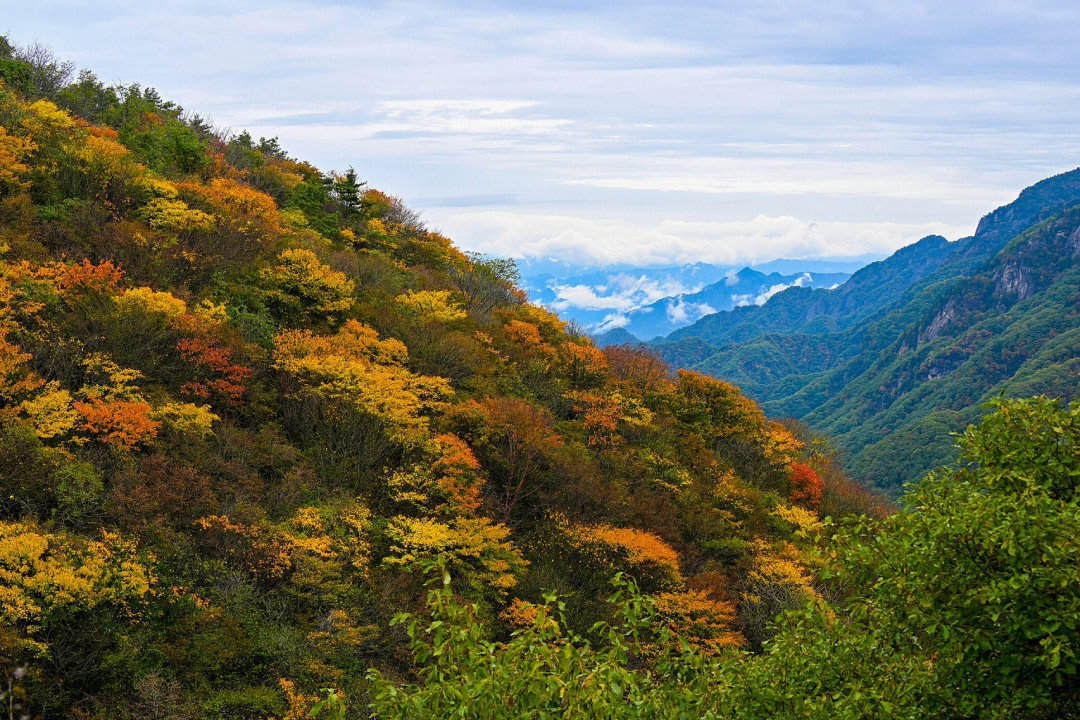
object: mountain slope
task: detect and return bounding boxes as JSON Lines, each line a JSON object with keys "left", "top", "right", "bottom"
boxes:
{"left": 655, "top": 169, "right": 1080, "bottom": 494}
{"left": 809, "top": 204, "right": 1080, "bottom": 490}
{"left": 663, "top": 234, "right": 955, "bottom": 347}
{"left": 0, "top": 39, "right": 890, "bottom": 718}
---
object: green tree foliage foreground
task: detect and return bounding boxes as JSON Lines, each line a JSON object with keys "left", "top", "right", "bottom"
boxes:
{"left": 367, "top": 397, "right": 1080, "bottom": 719}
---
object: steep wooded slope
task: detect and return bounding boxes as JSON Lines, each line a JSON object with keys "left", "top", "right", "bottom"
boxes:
{"left": 655, "top": 169, "right": 1080, "bottom": 494}
{"left": 0, "top": 40, "right": 886, "bottom": 718}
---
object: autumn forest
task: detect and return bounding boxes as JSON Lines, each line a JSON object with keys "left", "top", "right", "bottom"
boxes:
{"left": 0, "top": 36, "right": 1078, "bottom": 720}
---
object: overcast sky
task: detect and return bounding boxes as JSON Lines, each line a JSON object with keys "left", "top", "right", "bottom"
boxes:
{"left": 6, "top": 1, "right": 1080, "bottom": 267}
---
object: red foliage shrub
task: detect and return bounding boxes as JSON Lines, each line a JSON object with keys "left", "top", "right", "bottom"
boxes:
{"left": 789, "top": 461, "right": 824, "bottom": 510}
{"left": 177, "top": 336, "right": 252, "bottom": 406}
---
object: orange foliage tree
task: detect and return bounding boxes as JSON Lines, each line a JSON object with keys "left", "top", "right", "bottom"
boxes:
{"left": 558, "top": 340, "right": 608, "bottom": 388}
{"left": 558, "top": 517, "right": 683, "bottom": 592}
{"left": 181, "top": 176, "right": 282, "bottom": 232}
{"left": 427, "top": 433, "right": 484, "bottom": 514}
{"left": 603, "top": 344, "right": 672, "bottom": 393}
{"left": 73, "top": 396, "right": 160, "bottom": 449}
{"left": 565, "top": 391, "right": 621, "bottom": 449}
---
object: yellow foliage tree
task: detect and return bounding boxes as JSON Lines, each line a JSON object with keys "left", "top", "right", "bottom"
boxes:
{"left": 140, "top": 197, "right": 215, "bottom": 233}
{"left": 743, "top": 538, "right": 817, "bottom": 609}
{"left": 0, "top": 125, "right": 34, "bottom": 194}
{"left": 273, "top": 320, "right": 452, "bottom": 444}
{"left": 0, "top": 522, "right": 153, "bottom": 655}
{"left": 763, "top": 420, "right": 804, "bottom": 467}
{"left": 151, "top": 401, "right": 219, "bottom": 437}
{"left": 384, "top": 515, "right": 526, "bottom": 596}
{"left": 0, "top": 330, "right": 43, "bottom": 419}
{"left": 116, "top": 286, "right": 189, "bottom": 320}
{"left": 278, "top": 503, "right": 372, "bottom": 602}
{"left": 395, "top": 289, "right": 466, "bottom": 324}
{"left": 262, "top": 248, "right": 355, "bottom": 319}
{"left": 20, "top": 381, "right": 78, "bottom": 440}
{"left": 677, "top": 369, "right": 766, "bottom": 441}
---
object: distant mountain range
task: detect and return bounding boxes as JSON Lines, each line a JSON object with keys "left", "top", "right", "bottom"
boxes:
{"left": 649, "top": 168, "right": 1080, "bottom": 495}
{"left": 519, "top": 259, "right": 856, "bottom": 341}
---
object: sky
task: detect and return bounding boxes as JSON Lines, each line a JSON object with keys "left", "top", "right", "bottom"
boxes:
{"left": 5, "top": 0, "right": 1080, "bottom": 268}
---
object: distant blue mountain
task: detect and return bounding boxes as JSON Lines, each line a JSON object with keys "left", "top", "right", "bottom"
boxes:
{"left": 592, "top": 327, "right": 640, "bottom": 347}
{"left": 618, "top": 268, "right": 849, "bottom": 340}
{"left": 517, "top": 259, "right": 852, "bottom": 339}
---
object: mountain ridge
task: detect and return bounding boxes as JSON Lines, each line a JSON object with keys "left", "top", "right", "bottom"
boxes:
{"left": 652, "top": 168, "right": 1080, "bottom": 494}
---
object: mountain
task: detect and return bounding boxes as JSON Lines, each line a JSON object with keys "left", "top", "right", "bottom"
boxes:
{"left": 656, "top": 169, "right": 1080, "bottom": 495}
{"left": 0, "top": 38, "right": 889, "bottom": 717}
{"left": 593, "top": 326, "right": 640, "bottom": 347}
{"left": 519, "top": 259, "right": 849, "bottom": 339}
{"left": 938, "top": 168, "right": 1080, "bottom": 275}
{"left": 519, "top": 261, "right": 736, "bottom": 333}
{"left": 617, "top": 268, "right": 849, "bottom": 340}
{"left": 662, "top": 234, "right": 955, "bottom": 346}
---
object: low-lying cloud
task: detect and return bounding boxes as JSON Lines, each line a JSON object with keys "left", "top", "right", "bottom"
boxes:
{"left": 548, "top": 274, "right": 699, "bottom": 313}
{"left": 665, "top": 298, "right": 716, "bottom": 324}
{"left": 732, "top": 272, "right": 813, "bottom": 307}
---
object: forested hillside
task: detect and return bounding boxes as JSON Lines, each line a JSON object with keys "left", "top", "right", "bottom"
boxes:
{"left": 657, "top": 169, "right": 1080, "bottom": 494}
{"left": 2, "top": 39, "right": 1078, "bottom": 720}
{"left": 0, "top": 40, "right": 884, "bottom": 718}
{"left": 662, "top": 233, "right": 956, "bottom": 347}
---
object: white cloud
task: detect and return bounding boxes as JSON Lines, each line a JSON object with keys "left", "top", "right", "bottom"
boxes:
{"left": 595, "top": 313, "right": 631, "bottom": 333}
{"left": 665, "top": 298, "right": 716, "bottom": 324}
{"left": 6, "top": 0, "right": 1078, "bottom": 274}
{"left": 733, "top": 272, "right": 814, "bottom": 307}
{"left": 433, "top": 209, "right": 969, "bottom": 267}
{"left": 753, "top": 272, "right": 812, "bottom": 305}
{"left": 547, "top": 274, "right": 699, "bottom": 315}
{"left": 363, "top": 99, "right": 573, "bottom": 137}
{"left": 560, "top": 155, "right": 1010, "bottom": 203}
{"left": 548, "top": 284, "right": 638, "bottom": 313}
